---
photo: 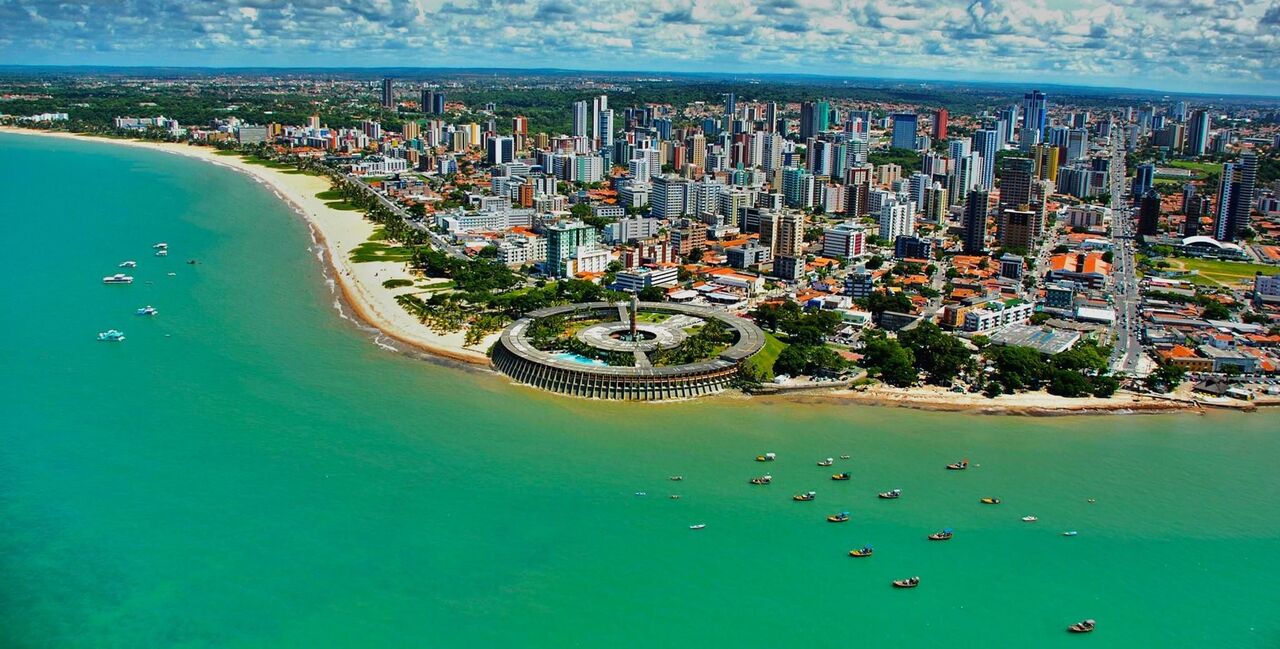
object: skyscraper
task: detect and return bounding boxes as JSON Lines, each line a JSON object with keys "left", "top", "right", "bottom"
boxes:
{"left": 591, "top": 95, "right": 609, "bottom": 148}
{"left": 973, "top": 129, "right": 998, "bottom": 191}
{"left": 381, "top": 78, "right": 394, "bottom": 109}
{"left": 1138, "top": 190, "right": 1161, "bottom": 238}
{"left": 432, "top": 92, "right": 446, "bottom": 115}
{"left": 800, "top": 102, "right": 820, "bottom": 139}
{"left": 933, "top": 108, "right": 949, "bottom": 140}
{"left": 765, "top": 102, "right": 778, "bottom": 133}
{"left": 572, "top": 100, "right": 589, "bottom": 138}
{"left": 891, "top": 114, "right": 918, "bottom": 150}
{"left": 1021, "top": 90, "right": 1047, "bottom": 145}
{"left": 1187, "top": 110, "right": 1210, "bottom": 157}
{"left": 1215, "top": 152, "right": 1257, "bottom": 242}
{"left": 1132, "top": 163, "right": 1155, "bottom": 202}
{"left": 962, "top": 189, "right": 989, "bottom": 254}
{"left": 725, "top": 92, "right": 736, "bottom": 120}
{"left": 999, "top": 157, "right": 1035, "bottom": 208}
{"left": 420, "top": 88, "right": 432, "bottom": 114}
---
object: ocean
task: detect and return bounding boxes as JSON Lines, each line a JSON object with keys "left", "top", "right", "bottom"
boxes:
{"left": 2, "top": 132, "right": 1278, "bottom": 647}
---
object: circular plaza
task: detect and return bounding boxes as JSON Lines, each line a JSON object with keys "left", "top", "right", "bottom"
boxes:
{"left": 491, "top": 301, "right": 766, "bottom": 401}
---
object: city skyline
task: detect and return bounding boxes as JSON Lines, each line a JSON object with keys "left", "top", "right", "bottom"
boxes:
{"left": 2, "top": 0, "right": 1279, "bottom": 97}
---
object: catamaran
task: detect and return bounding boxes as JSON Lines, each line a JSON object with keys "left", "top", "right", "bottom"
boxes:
{"left": 97, "top": 329, "right": 125, "bottom": 342}
{"left": 103, "top": 273, "right": 134, "bottom": 284}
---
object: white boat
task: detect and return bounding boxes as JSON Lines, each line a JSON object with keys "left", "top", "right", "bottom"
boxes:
{"left": 103, "top": 273, "right": 134, "bottom": 284}
{"left": 97, "top": 329, "right": 125, "bottom": 342}
{"left": 118, "top": 260, "right": 137, "bottom": 268}
{"left": 689, "top": 524, "right": 706, "bottom": 530}
{"left": 136, "top": 306, "right": 158, "bottom": 316}
{"left": 1021, "top": 515, "right": 1039, "bottom": 522}
{"left": 153, "top": 242, "right": 168, "bottom": 249}
{"left": 155, "top": 249, "right": 169, "bottom": 257}
{"left": 1062, "top": 530, "right": 1078, "bottom": 536}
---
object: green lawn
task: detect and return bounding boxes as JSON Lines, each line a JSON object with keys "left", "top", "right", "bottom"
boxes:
{"left": 1166, "top": 160, "right": 1221, "bottom": 179}
{"left": 635, "top": 312, "right": 671, "bottom": 323}
{"left": 1169, "top": 257, "right": 1278, "bottom": 286}
{"left": 418, "top": 280, "right": 456, "bottom": 291}
{"left": 315, "top": 190, "right": 344, "bottom": 201}
{"left": 325, "top": 200, "right": 364, "bottom": 211}
{"left": 349, "top": 242, "right": 412, "bottom": 263}
{"left": 748, "top": 332, "right": 787, "bottom": 378}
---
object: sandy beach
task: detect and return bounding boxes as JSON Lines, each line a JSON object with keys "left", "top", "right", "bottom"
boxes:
{"left": 0, "top": 127, "right": 497, "bottom": 366}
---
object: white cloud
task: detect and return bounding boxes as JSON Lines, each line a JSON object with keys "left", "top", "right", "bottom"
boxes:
{"left": 0, "top": 0, "right": 1276, "bottom": 95}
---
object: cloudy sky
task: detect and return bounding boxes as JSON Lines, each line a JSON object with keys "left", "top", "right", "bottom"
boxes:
{"left": 1, "top": 0, "right": 1278, "bottom": 96}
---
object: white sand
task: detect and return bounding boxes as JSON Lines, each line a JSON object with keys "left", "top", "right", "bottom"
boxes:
{"left": 0, "top": 127, "right": 497, "bottom": 365}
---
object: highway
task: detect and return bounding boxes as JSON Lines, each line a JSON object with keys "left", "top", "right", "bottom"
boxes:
{"left": 343, "top": 173, "right": 470, "bottom": 261}
{"left": 1105, "top": 138, "right": 1145, "bottom": 376}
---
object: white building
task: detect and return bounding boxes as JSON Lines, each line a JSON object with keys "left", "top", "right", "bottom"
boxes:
{"left": 612, "top": 266, "right": 679, "bottom": 292}
{"left": 822, "top": 223, "right": 867, "bottom": 259}
{"left": 878, "top": 200, "right": 915, "bottom": 241}
{"left": 353, "top": 156, "right": 409, "bottom": 175}
{"left": 962, "top": 300, "right": 1035, "bottom": 332}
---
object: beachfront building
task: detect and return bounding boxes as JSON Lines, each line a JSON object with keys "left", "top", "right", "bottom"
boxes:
{"left": 962, "top": 299, "right": 1034, "bottom": 332}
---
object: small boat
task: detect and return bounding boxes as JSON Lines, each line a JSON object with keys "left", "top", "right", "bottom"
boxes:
{"left": 689, "top": 524, "right": 706, "bottom": 530}
{"left": 793, "top": 491, "right": 816, "bottom": 502}
{"left": 817, "top": 458, "right": 834, "bottom": 467}
{"left": 928, "top": 528, "right": 954, "bottom": 541}
{"left": 849, "top": 545, "right": 874, "bottom": 557}
{"left": 669, "top": 495, "right": 681, "bottom": 500}
{"left": 186, "top": 259, "right": 198, "bottom": 265}
{"left": 155, "top": 249, "right": 169, "bottom": 257}
{"left": 980, "top": 498, "right": 1001, "bottom": 505}
{"left": 153, "top": 242, "right": 168, "bottom": 249}
{"left": 135, "top": 306, "right": 157, "bottom": 316}
{"left": 1062, "top": 530, "right": 1078, "bottom": 537}
{"left": 634, "top": 492, "right": 646, "bottom": 497}
{"left": 756, "top": 453, "right": 776, "bottom": 462}
{"left": 827, "top": 512, "right": 850, "bottom": 523}
{"left": 1067, "top": 619, "right": 1096, "bottom": 634}
{"left": 1021, "top": 515, "right": 1038, "bottom": 522}
{"left": 945, "top": 459, "right": 969, "bottom": 470}
{"left": 118, "top": 260, "right": 137, "bottom": 268}
{"left": 878, "top": 489, "right": 902, "bottom": 499}
{"left": 749, "top": 475, "right": 772, "bottom": 485}
{"left": 669, "top": 476, "right": 683, "bottom": 481}
{"left": 892, "top": 576, "right": 920, "bottom": 589}
{"left": 103, "top": 273, "right": 134, "bottom": 284}
{"left": 97, "top": 329, "right": 125, "bottom": 342}
{"left": 839, "top": 454, "right": 850, "bottom": 459}
{"left": 831, "top": 473, "right": 851, "bottom": 481}
{"left": 1087, "top": 498, "right": 1097, "bottom": 503}
{"left": 167, "top": 272, "right": 176, "bottom": 276}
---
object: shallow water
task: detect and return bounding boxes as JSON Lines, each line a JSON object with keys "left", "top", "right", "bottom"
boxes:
{"left": 2, "top": 133, "right": 1279, "bottom": 648}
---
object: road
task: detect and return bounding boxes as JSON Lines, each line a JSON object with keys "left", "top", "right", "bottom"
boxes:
{"left": 343, "top": 173, "right": 470, "bottom": 262}
{"left": 1105, "top": 138, "right": 1145, "bottom": 376}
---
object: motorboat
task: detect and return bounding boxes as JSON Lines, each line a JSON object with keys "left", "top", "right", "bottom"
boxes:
{"left": 749, "top": 475, "right": 772, "bottom": 485}
{"left": 118, "top": 260, "right": 137, "bottom": 268}
{"left": 848, "top": 545, "right": 874, "bottom": 558}
{"left": 980, "top": 498, "right": 1001, "bottom": 505}
{"left": 756, "top": 453, "right": 776, "bottom": 462}
{"left": 97, "top": 329, "right": 125, "bottom": 342}
{"left": 831, "top": 473, "right": 851, "bottom": 481}
{"left": 878, "top": 489, "right": 902, "bottom": 499}
{"left": 827, "top": 512, "right": 850, "bottom": 523}
{"left": 153, "top": 242, "right": 168, "bottom": 249}
{"left": 186, "top": 259, "right": 198, "bottom": 265}
{"left": 839, "top": 455, "right": 851, "bottom": 459}
{"left": 634, "top": 492, "right": 646, "bottom": 496}
{"left": 689, "top": 524, "right": 706, "bottom": 530}
{"left": 1067, "top": 620, "right": 1096, "bottom": 634}
{"left": 928, "top": 528, "right": 954, "bottom": 541}
{"left": 945, "top": 459, "right": 969, "bottom": 470}
{"left": 136, "top": 306, "right": 158, "bottom": 316}
{"left": 1062, "top": 530, "right": 1079, "bottom": 537}
{"left": 1021, "top": 515, "right": 1038, "bottom": 522}
{"left": 892, "top": 576, "right": 920, "bottom": 588}
{"left": 103, "top": 273, "right": 134, "bottom": 284}
{"left": 155, "top": 249, "right": 169, "bottom": 257}
{"left": 793, "top": 491, "right": 816, "bottom": 502}
{"left": 817, "top": 458, "right": 834, "bottom": 467}
{"left": 669, "top": 476, "right": 684, "bottom": 481}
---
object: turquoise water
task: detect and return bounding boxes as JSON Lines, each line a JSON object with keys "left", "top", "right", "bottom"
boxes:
{"left": 2, "top": 132, "right": 1280, "bottom": 648}
{"left": 552, "top": 351, "right": 608, "bottom": 366}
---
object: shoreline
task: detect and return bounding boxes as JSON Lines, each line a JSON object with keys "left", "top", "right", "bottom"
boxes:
{"left": 0, "top": 127, "right": 495, "bottom": 368}
{"left": 5, "top": 126, "right": 1271, "bottom": 416}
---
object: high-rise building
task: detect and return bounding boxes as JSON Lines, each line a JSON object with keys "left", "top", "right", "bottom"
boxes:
{"left": 1021, "top": 90, "right": 1047, "bottom": 145}
{"left": 822, "top": 223, "right": 866, "bottom": 259}
{"left": 800, "top": 101, "right": 829, "bottom": 139}
{"left": 1132, "top": 163, "right": 1155, "bottom": 202}
{"left": 962, "top": 189, "right": 990, "bottom": 254}
{"left": 1138, "top": 189, "right": 1161, "bottom": 238}
{"left": 1187, "top": 110, "right": 1210, "bottom": 157}
{"left": 651, "top": 175, "right": 690, "bottom": 219}
{"left": 572, "top": 100, "right": 589, "bottom": 138}
{"left": 432, "top": 92, "right": 446, "bottom": 115}
{"left": 420, "top": 88, "right": 432, "bottom": 114}
{"left": 545, "top": 221, "right": 598, "bottom": 278}
{"left": 591, "top": 95, "right": 609, "bottom": 147}
{"left": 973, "top": 129, "right": 998, "bottom": 191}
{"left": 999, "top": 157, "right": 1035, "bottom": 208}
{"left": 879, "top": 200, "right": 915, "bottom": 241}
{"left": 998, "top": 207, "right": 1036, "bottom": 252}
{"left": 891, "top": 114, "right": 919, "bottom": 150}
{"left": 845, "top": 166, "right": 872, "bottom": 217}
{"left": 782, "top": 166, "right": 815, "bottom": 209}
{"left": 381, "top": 78, "right": 394, "bottom": 109}
{"left": 933, "top": 108, "right": 949, "bottom": 140}
{"left": 775, "top": 212, "right": 805, "bottom": 258}
{"left": 1215, "top": 152, "right": 1257, "bottom": 242}
{"left": 725, "top": 93, "right": 736, "bottom": 120}
{"left": 765, "top": 102, "right": 778, "bottom": 132}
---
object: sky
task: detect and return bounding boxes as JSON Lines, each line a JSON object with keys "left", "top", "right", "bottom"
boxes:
{"left": 1, "top": 0, "right": 1278, "bottom": 96}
